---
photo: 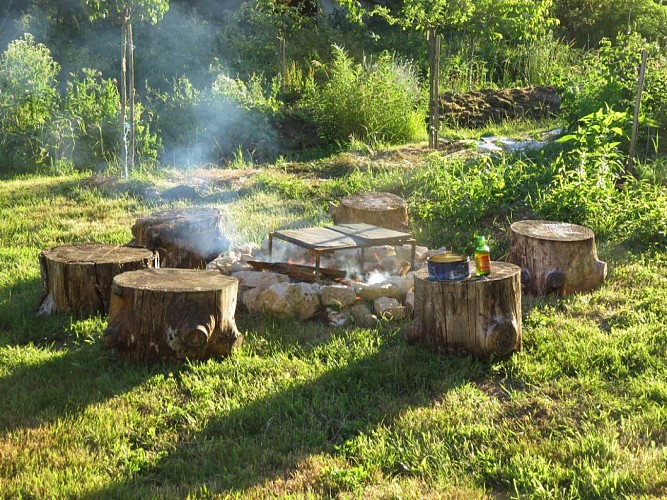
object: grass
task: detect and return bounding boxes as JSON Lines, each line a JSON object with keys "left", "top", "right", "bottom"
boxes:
{"left": 1, "top": 142, "right": 666, "bottom": 498}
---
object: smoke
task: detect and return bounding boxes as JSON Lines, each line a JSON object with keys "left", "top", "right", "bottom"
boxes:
{"left": 2, "top": 0, "right": 281, "bottom": 168}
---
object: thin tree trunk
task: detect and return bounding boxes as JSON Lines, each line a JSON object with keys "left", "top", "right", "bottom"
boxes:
{"left": 628, "top": 49, "right": 647, "bottom": 177}
{"left": 128, "top": 22, "right": 135, "bottom": 173}
{"left": 428, "top": 29, "right": 441, "bottom": 149}
{"left": 120, "top": 19, "right": 128, "bottom": 178}
{"left": 278, "top": 35, "right": 286, "bottom": 90}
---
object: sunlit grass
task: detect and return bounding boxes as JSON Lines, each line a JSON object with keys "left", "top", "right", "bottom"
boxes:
{"left": 0, "top": 153, "right": 666, "bottom": 497}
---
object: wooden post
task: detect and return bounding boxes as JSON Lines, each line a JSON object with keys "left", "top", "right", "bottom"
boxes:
{"left": 508, "top": 220, "right": 607, "bottom": 296}
{"left": 628, "top": 49, "right": 647, "bottom": 177}
{"left": 128, "top": 22, "right": 135, "bottom": 173}
{"left": 407, "top": 262, "right": 522, "bottom": 360}
{"left": 120, "top": 15, "right": 128, "bottom": 178}
{"left": 103, "top": 269, "right": 243, "bottom": 361}
{"left": 428, "top": 29, "right": 441, "bottom": 149}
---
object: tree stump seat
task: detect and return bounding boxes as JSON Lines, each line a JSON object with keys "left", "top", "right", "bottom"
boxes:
{"left": 103, "top": 268, "right": 243, "bottom": 361}
{"left": 131, "top": 207, "right": 231, "bottom": 268}
{"left": 407, "top": 261, "right": 522, "bottom": 360}
{"left": 508, "top": 220, "right": 607, "bottom": 296}
{"left": 38, "top": 244, "right": 157, "bottom": 316}
{"left": 329, "top": 192, "right": 409, "bottom": 231}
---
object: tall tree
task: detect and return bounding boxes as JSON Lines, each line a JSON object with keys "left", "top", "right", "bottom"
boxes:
{"left": 84, "top": 0, "right": 168, "bottom": 177}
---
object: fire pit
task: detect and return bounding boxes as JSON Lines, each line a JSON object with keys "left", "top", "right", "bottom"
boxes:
{"left": 268, "top": 223, "right": 416, "bottom": 280}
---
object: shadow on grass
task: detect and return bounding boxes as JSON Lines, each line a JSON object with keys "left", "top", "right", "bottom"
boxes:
{"left": 0, "top": 275, "right": 97, "bottom": 347}
{"left": 0, "top": 343, "right": 172, "bottom": 434}
{"left": 90, "top": 326, "right": 485, "bottom": 496}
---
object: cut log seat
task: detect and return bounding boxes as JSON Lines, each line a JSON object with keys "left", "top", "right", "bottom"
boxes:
{"left": 508, "top": 220, "right": 607, "bottom": 296}
{"left": 103, "top": 268, "right": 243, "bottom": 361}
{"left": 407, "top": 261, "right": 522, "bottom": 360}
{"left": 38, "top": 244, "right": 157, "bottom": 316}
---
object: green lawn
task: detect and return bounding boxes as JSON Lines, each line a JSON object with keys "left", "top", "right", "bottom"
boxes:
{"left": 0, "top": 153, "right": 666, "bottom": 498}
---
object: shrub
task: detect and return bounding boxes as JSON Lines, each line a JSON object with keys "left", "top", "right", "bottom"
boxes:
{"left": 559, "top": 32, "right": 667, "bottom": 156}
{"left": 535, "top": 107, "right": 629, "bottom": 236}
{"left": 0, "top": 33, "right": 60, "bottom": 171}
{"left": 304, "top": 45, "right": 426, "bottom": 146}
{"left": 43, "top": 68, "right": 120, "bottom": 171}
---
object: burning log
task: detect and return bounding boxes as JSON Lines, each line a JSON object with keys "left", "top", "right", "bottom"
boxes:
{"left": 103, "top": 269, "right": 242, "bottom": 361}
{"left": 38, "top": 244, "right": 157, "bottom": 317}
{"left": 329, "top": 192, "right": 409, "bottom": 231}
{"left": 247, "top": 260, "right": 347, "bottom": 282}
{"left": 508, "top": 220, "right": 607, "bottom": 296}
{"left": 407, "top": 262, "right": 522, "bottom": 360}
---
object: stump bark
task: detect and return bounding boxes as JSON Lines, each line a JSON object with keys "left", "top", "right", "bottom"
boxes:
{"left": 329, "top": 192, "right": 409, "bottom": 231}
{"left": 103, "top": 269, "right": 242, "bottom": 361}
{"left": 131, "top": 207, "right": 230, "bottom": 268}
{"left": 38, "top": 244, "right": 157, "bottom": 317}
{"left": 508, "top": 220, "right": 607, "bottom": 296}
{"left": 407, "top": 262, "right": 522, "bottom": 360}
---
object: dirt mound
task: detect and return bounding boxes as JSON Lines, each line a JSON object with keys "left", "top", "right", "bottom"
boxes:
{"left": 440, "top": 86, "right": 561, "bottom": 128}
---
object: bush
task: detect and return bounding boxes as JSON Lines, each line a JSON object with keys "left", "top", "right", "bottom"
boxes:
{"left": 535, "top": 107, "right": 629, "bottom": 236}
{"left": 147, "top": 74, "right": 281, "bottom": 166}
{"left": 304, "top": 45, "right": 426, "bottom": 146}
{"left": 559, "top": 33, "right": 667, "bottom": 156}
{"left": 0, "top": 33, "right": 60, "bottom": 171}
{"left": 43, "top": 68, "right": 121, "bottom": 172}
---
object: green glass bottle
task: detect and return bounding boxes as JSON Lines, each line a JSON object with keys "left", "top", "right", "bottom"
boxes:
{"left": 474, "top": 235, "right": 491, "bottom": 276}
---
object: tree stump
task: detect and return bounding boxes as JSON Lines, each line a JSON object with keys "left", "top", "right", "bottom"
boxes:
{"left": 329, "top": 192, "right": 409, "bottom": 231}
{"left": 508, "top": 220, "right": 607, "bottom": 296}
{"left": 406, "top": 262, "right": 522, "bottom": 360}
{"left": 38, "top": 244, "right": 157, "bottom": 317}
{"left": 103, "top": 269, "right": 243, "bottom": 361}
{"left": 131, "top": 207, "right": 231, "bottom": 268}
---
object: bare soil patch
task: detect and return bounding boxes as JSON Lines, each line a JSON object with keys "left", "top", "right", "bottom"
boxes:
{"left": 440, "top": 85, "right": 561, "bottom": 128}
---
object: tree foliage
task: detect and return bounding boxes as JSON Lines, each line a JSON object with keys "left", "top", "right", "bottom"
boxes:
{"left": 84, "top": 0, "right": 169, "bottom": 24}
{"left": 555, "top": 0, "right": 667, "bottom": 48}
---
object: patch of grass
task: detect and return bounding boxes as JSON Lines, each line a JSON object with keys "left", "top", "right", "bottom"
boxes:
{"left": 0, "top": 141, "right": 666, "bottom": 498}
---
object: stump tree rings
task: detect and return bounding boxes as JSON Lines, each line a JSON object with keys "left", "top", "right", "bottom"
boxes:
{"left": 38, "top": 244, "right": 157, "bottom": 316}
{"left": 329, "top": 192, "right": 409, "bottom": 231}
{"left": 509, "top": 220, "right": 607, "bottom": 296}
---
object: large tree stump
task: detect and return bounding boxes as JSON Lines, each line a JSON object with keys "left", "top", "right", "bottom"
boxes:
{"left": 329, "top": 192, "right": 409, "bottom": 231}
{"left": 103, "top": 269, "right": 243, "bottom": 361}
{"left": 131, "top": 207, "right": 231, "bottom": 268}
{"left": 407, "top": 262, "right": 522, "bottom": 360}
{"left": 508, "top": 220, "right": 607, "bottom": 296}
{"left": 38, "top": 244, "right": 157, "bottom": 317}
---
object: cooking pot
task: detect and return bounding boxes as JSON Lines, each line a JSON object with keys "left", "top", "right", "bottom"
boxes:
{"left": 427, "top": 253, "right": 470, "bottom": 281}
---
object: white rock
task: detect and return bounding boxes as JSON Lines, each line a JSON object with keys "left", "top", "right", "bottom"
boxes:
{"left": 326, "top": 307, "right": 353, "bottom": 327}
{"left": 242, "top": 286, "right": 264, "bottom": 313}
{"left": 405, "top": 290, "right": 415, "bottom": 312}
{"left": 355, "top": 282, "right": 404, "bottom": 301}
{"left": 373, "top": 296, "right": 406, "bottom": 319}
{"left": 363, "top": 245, "right": 395, "bottom": 261}
{"left": 395, "top": 244, "right": 429, "bottom": 262}
{"left": 349, "top": 303, "right": 379, "bottom": 327}
{"left": 320, "top": 285, "right": 357, "bottom": 307}
{"left": 244, "top": 282, "right": 321, "bottom": 320}
{"left": 232, "top": 270, "right": 289, "bottom": 288}
{"left": 379, "top": 255, "right": 405, "bottom": 273}
{"left": 381, "top": 273, "right": 415, "bottom": 296}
